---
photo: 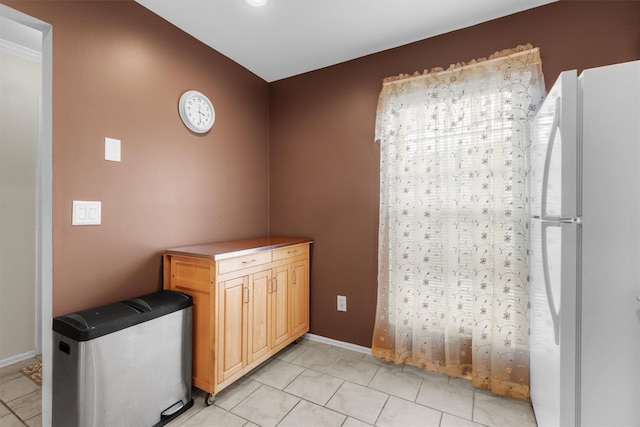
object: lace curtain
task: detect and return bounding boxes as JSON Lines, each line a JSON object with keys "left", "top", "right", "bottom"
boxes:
{"left": 371, "top": 45, "right": 545, "bottom": 399}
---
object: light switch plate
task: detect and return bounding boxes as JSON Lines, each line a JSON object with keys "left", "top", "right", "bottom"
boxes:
{"left": 72, "top": 200, "right": 101, "bottom": 225}
{"left": 105, "top": 137, "right": 121, "bottom": 162}
{"left": 337, "top": 295, "right": 347, "bottom": 312}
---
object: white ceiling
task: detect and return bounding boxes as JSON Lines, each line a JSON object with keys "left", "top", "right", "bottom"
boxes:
{"left": 135, "top": 0, "right": 556, "bottom": 82}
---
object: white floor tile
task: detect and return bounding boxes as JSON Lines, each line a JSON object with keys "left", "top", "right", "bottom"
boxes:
{"left": 278, "top": 400, "right": 346, "bottom": 427}
{"left": 328, "top": 356, "right": 380, "bottom": 386}
{"left": 401, "top": 364, "right": 450, "bottom": 382}
{"left": 178, "top": 404, "right": 246, "bottom": 427}
{"left": 0, "top": 377, "right": 39, "bottom": 403}
{"left": 328, "top": 345, "right": 369, "bottom": 361}
{"left": 343, "top": 417, "right": 374, "bottom": 427}
{"left": 0, "top": 402, "right": 10, "bottom": 417}
{"left": 231, "top": 385, "right": 299, "bottom": 427}
{"left": 283, "top": 369, "right": 343, "bottom": 405}
{"left": 249, "top": 358, "right": 305, "bottom": 390}
{"left": 448, "top": 376, "right": 476, "bottom": 391}
{"left": 213, "top": 377, "right": 261, "bottom": 410}
{"left": 368, "top": 366, "right": 423, "bottom": 401}
{"left": 290, "top": 343, "right": 343, "bottom": 372}
{"left": 0, "top": 413, "right": 25, "bottom": 427}
{"left": 6, "top": 389, "right": 41, "bottom": 421}
{"left": 326, "top": 381, "right": 388, "bottom": 425}
{"left": 376, "top": 395, "right": 442, "bottom": 427}
{"left": 441, "top": 412, "right": 486, "bottom": 426}
{"left": 273, "top": 341, "right": 314, "bottom": 362}
{"left": 416, "top": 378, "right": 474, "bottom": 420}
{"left": 362, "top": 354, "right": 403, "bottom": 369}
{"left": 25, "top": 413, "right": 42, "bottom": 427}
{"left": 472, "top": 392, "right": 537, "bottom": 427}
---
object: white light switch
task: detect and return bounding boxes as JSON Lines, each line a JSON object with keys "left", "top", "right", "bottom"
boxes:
{"left": 72, "top": 201, "right": 101, "bottom": 225}
{"left": 105, "top": 137, "right": 121, "bottom": 162}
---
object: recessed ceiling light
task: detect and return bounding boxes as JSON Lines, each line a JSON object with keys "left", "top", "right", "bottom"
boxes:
{"left": 245, "top": 0, "right": 267, "bottom": 6}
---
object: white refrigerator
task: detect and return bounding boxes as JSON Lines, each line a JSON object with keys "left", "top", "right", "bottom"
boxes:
{"left": 529, "top": 60, "right": 640, "bottom": 427}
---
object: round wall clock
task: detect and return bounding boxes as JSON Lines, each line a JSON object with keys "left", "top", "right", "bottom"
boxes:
{"left": 178, "top": 90, "right": 215, "bottom": 133}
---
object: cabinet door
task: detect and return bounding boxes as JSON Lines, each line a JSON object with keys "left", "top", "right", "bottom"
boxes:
{"left": 217, "top": 276, "right": 247, "bottom": 384}
{"left": 291, "top": 258, "right": 309, "bottom": 336}
{"left": 247, "top": 270, "right": 271, "bottom": 365}
{"left": 272, "top": 265, "right": 290, "bottom": 349}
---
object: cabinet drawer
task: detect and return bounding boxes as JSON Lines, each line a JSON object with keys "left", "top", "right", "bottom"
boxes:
{"left": 170, "top": 256, "right": 213, "bottom": 292}
{"left": 272, "top": 244, "right": 308, "bottom": 261}
{"left": 218, "top": 251, "right": 272, "bottom": 274}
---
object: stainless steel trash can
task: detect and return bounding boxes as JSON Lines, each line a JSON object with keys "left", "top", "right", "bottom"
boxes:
{"left": 52, "top": 290, "right": 193, "bottom": 427}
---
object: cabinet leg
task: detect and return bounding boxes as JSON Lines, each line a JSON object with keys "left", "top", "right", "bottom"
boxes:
{"left": 205, "top": 393, "right": 215, "bottom": 406}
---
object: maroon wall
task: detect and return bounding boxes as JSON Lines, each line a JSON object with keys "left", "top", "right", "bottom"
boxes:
{"left": 268, "top": 1, "right": 640, "bottom": 346}
{"left": 3, "top": 1, "right": 270, "bottom": 316}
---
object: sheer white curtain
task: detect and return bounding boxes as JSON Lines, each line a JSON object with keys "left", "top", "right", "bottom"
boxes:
{"left": 371, "top": 45, "right": 545, "bottom": 399}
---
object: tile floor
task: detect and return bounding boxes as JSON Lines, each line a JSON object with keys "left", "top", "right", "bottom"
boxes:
{"left": 0, "top": 339, "right": 538, "bottom": 427}
{"left": 0, "top": 355, "right": 42, "bottom": 427}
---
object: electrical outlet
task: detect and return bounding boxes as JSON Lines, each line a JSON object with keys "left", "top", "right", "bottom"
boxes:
{"left": 337, "top": 295, "right": 347, "bottom": 312}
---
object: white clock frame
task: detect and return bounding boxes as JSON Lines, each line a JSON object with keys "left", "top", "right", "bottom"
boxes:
{"left": 178, "top": 90, "right": 215, "bottom": 133}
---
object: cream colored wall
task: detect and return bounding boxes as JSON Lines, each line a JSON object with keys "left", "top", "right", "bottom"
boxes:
{"left": 0, "top": 50, "right": 41, "bottom": 360}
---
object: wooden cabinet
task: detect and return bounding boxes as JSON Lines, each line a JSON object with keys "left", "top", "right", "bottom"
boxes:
{"left": 163, "top": 237, "right": 312, "bottom": 403}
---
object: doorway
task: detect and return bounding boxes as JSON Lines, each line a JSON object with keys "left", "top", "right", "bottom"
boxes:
{"left": 0, "top": 13, "right": 40, "bottom": 364}
{"left": 0, "top": 4, "right": 52, "bottom": 425}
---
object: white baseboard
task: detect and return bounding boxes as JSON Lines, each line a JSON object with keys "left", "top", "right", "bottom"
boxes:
{"left": 303, "top": 333, "right": 371, "bottom": 355}
{"left": 0, "top": 350, "right": 38, "bottom": 368}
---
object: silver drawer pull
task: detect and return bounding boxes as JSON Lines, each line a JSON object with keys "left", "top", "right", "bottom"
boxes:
{"left": 288, "top": 250, "right": 298, "bottom": 254}
{"left": 242, "top": 259, "right": 257, "bottom": 265}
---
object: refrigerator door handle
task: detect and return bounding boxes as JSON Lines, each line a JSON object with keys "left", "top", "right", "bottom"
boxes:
{"left": 541, "top": 221, "right": 561, "bottom": 345}
{"left": 541, "top": 97, "right": 561, "bottom": 221}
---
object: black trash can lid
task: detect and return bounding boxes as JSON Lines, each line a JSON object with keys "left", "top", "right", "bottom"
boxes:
{"left": 53, "top": 290, "right": 192, "bottom": 342}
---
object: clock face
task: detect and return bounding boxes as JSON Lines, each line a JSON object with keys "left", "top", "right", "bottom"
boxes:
{"left": 179, "top": 90, "right": 215, "bottom": 133}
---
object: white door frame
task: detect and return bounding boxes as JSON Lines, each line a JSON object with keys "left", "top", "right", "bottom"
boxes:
{"left": 0, "top": 4, "right": 52, "bottom": 426}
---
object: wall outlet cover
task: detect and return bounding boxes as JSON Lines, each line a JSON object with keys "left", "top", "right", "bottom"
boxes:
{"left": 337, "top": 295, "right": 347, "bottom": 312}
{"left": 105, "top": 137, "right": 121, "bottom": 162}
